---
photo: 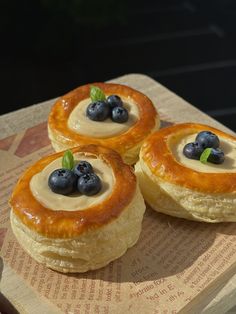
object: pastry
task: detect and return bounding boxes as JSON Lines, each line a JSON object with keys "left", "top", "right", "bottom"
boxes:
{"left": 10, "top": 145, "right": 146, "bottom": 273}
{"left": 48, "top": 82, "right": 159, "bottom": 164}
{"left": 135, "top": 123, "right": 236, "bottom": 222}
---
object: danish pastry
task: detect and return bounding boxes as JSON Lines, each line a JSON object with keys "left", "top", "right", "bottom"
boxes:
{"left": 48, "top": 83, "right": 159, "bottom": 165}
{"left": 10, "top": 145, "right": 145, "bottom": 272}
{"left": 135, "top": 123, "right": 236, "bottom": 222}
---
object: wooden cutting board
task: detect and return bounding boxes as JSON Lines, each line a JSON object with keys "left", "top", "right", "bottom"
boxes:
{"left": 1, "top": 74, "right": 236, "bottom": 314}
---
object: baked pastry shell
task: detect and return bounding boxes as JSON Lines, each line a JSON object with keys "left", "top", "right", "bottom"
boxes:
{"left": 9, "top": 145, "right": 137, "bottom": 238}
{"left": 10, "top": 184, "right": 145, "bottom": 272}
{"left": 48, "top": 82, "right": 159, "bottom": 164}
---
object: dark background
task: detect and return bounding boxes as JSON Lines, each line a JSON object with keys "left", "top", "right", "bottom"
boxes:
{"left": 1, "top": 0, "right": 236, "bottom": 130}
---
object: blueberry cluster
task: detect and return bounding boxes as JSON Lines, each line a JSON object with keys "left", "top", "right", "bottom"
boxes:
{"left": 48, "top": 161, "right": 102, "bottom": 196}
{"left": 86, "top": 95, "right": 129, "bottom": 123}
{"left": 183, "top": 131, "right": 225, "bottom": 164}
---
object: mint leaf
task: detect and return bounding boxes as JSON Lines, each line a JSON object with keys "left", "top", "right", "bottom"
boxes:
{"left": 200, "top": 148, "right": 212, "bottom": 164}
{"left": 62, "top": 150, "right": 74, "bottom": 170}
{"left": 90, "top": 85, "right": 106, "bottom": 102}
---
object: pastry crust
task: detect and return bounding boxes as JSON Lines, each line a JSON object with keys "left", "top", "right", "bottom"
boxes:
{"left": 10, "top": 145, "right": 146, "bottom": 272}
{"left": 135, "top": 123, "right": 236, "bottom": 222}
{"left": 48, "top": 83, "right": 159, "bottom": 164}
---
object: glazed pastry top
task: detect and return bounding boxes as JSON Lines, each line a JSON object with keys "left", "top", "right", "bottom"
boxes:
{"left": 9, "top": 145, "right": 137, "bottom": 238}
{"left": 141, "top": 123, "right": 236, "bottom": 193}
{"left": 48, "top": 83, "right": 158, "bottom": 155}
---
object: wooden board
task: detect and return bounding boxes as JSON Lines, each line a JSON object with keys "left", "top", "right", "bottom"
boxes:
{"left": 1, "top": 74, "right": 236, "bottom": 314}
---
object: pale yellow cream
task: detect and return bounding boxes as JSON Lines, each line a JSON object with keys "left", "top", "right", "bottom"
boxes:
{"left": 171, "top": 133, "right": 236, "bottom": 173}
{"left": 67, "top": 97, "right": 139, "bottom": 138}
{"left": 30, "top": 153, "right": 115, "bottom": 211}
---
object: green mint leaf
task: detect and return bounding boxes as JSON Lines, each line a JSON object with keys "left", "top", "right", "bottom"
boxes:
{"left": 62, "top": 150, "right": 74, "bottom": 170}
{"left": 200, "top": 148, "right": 212, "bottom": 164}
{"left": 90, "top": 85, "right": 106, "bottom": 102}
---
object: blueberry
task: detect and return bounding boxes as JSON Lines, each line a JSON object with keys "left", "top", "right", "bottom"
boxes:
{"left": 77, "top": 173, "right": 102, "bottom": 196}
{"left": 195, "top": 131, "right": 220, "bottom": 149}
{"left": 48, "top": 168, "right": 77, "bottom": 195}
{"left": 183, "top": 142, "right": 204, "bottom": 160}
{"left": 86, "top": 101, "right": 110, "bottom": 121}
{"left": 107, "top": 95, "right": 123, "bottom": 109}
{"left": 74, "top": 161, "right": 93, "bottom": 177}
{"left": 208, "top": 148, "right": 225, "bottom": 164}
{"left": 111, "top": 106, "right": 129, "bottom": 123}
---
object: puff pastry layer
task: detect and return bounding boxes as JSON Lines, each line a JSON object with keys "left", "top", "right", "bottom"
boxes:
{"left": 48, "top": 83, "right": 159, "bottom": 164}
{"left": 135, "top": 123, "right": 236, "bottom": 222}
{"left": 10, "top": 145, "right": 146, "bottom": 272}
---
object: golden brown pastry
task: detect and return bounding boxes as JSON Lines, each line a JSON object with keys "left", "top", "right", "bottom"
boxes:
{"left": 48, "top": 82, "right": 160, "bottom": 165}
{"left": 10, "top": 145, "right": 146, "bottom": 273}
{"left": 135, "top": 123, "right": 236, "bottom": 222}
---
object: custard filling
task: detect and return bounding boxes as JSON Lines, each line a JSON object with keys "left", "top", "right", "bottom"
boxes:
{"left": 171, "top": 133, "right": 236, "bottom": 173}
{"left": 67, "top": 96, "right": 139, "bottom": 138}
{"left": 30, "top": 153, "right": 115, "bottom": 211}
